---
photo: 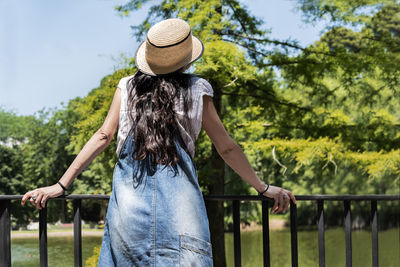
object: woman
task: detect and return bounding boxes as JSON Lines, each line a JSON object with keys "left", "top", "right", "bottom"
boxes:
{"left": 21, "top": 18, "right": 296, "bottom": 266}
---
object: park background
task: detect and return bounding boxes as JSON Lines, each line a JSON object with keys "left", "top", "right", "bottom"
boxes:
{"left": 1, "top": 0, "right": 399, "bottom": 266}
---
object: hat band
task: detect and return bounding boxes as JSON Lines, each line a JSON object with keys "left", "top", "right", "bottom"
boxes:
{"left": 147, "top": 30, "right": 192, "bottom": 48}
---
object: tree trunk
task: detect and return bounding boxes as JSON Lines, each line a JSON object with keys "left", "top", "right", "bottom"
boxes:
{"left": 206, "top": 87, "right": 227, "bottom": 267}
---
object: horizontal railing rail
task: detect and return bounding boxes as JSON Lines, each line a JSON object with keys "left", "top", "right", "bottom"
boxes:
{"left": 0, "top": 194, "right": 399, "bottom": 267}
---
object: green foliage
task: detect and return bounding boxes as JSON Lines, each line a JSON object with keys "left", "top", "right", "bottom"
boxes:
{"left": 296, "top": 0, "right": 396, "bottom": 26}
{"left": 0, "top": 145, "right": 24, "bottom": 195}
{"left": 0, "top": 107, "right": 37, "bottom": 143}
{"left": 85, "top": 244, "right": 101, "bottom": 267}
{"left": 20, "top": 108, "right": 73, "bottom": 189}
{"left": 281, "top": 4, "right": 400, "bottom": 90}
{"left": 222, "top": 102, "right": 399, "bottom": 192}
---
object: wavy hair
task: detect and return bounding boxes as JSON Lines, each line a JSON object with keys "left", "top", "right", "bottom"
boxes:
{"left": 125, "top": 69, "right": 195, "bottom": 176}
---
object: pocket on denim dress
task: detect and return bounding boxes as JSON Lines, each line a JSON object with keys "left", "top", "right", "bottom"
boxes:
{"left": 179, "top": 233, "right": 213, "bottom": 266}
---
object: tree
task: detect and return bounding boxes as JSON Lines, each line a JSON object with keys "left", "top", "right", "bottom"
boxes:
{"left": 112, "top": 1, "right": 399, "bottom": 264}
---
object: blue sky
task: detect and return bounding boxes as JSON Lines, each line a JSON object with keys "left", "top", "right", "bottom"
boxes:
{"left": 0, "top": 0, "right": 325, "bottom": 116}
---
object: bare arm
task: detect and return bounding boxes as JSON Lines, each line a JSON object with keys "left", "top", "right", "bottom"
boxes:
{"left": 201, "top": 95, "right": 266, "bottom": 193}
{"left": 58, "top": 87, "right": 121, "bottom": 189}
{"left": 201, "top": 95, "right": 296, "bottom": 213}
{"left": 21, "top": 87, "right": 121, "bottom": 209}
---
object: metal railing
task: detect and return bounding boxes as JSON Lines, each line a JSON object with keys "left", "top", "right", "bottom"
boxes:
{"left": 0, "top": 194, "right": 399, "bottom": 267}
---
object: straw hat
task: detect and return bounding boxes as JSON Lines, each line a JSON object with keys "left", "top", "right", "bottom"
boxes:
{"left": 135, "top": 18, "right": 204, "bottom": 76}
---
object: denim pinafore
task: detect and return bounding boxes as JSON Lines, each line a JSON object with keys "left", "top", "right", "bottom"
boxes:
{"left": 97, "top": 97, "right": 214, "bottom": 265}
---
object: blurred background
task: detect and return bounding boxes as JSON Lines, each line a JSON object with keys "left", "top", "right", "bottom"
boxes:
{"left": 1, "top": 0, "right": 399, "bottom": 266}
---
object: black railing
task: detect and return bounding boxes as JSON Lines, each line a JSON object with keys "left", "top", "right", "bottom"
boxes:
{"left": 0, "top": 194, "right": 399, "bottom": 267}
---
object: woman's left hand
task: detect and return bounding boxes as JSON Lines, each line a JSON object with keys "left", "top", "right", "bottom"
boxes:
{"left": 21, "top": 184, "right": 65, "bottom": 210}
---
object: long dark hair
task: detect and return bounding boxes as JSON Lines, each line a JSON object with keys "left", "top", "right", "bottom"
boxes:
{"left": 126, "top": 69, "right": 195, "bottom": 176}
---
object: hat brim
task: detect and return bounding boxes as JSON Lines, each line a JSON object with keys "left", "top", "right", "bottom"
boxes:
{"left": 135, "top": 35, "right": 204, "bottom": 76}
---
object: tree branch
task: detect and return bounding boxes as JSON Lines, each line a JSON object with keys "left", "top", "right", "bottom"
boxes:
{"left": 220, "top": 91, "right": 312, "bottom": 111}
{"left": 221, "top": 30, "right": 337, "bottom": 57}
{"left": 222, "top": 38, "right": 322, "bottom": 66}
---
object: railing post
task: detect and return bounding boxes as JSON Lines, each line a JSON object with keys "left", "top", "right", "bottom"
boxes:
{"left": 73, "top": 199, "right": 83, "bottom": 267}
{"left": 344, "top": 200, "right": 352, "bottom": 267}
{"left": 290, "top": 200, "right": 298, "bottom": 267}
{"left": 0, "top": 199, "right": 11, "bottom": 267}
{"left": 317, "top": 200, "right": 325, "bottom": 267}
{"left": 232, "top": 200, "right": 241, "bottom": 267}
{"left": 371, "top": 200, "right": 378, "bottom": 267}
{"left": 39, "top": 206, "right": 48, "bottom": 267}
{"left": 261, "top": 199, "right": 270, "bottom": 267}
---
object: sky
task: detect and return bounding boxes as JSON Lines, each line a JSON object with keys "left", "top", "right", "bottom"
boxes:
{"left": 0, "top": 0, "right": 326, "bottom": 116}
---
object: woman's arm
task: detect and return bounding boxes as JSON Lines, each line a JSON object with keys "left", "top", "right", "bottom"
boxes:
{"left": 201, "top": 95, "right": 296, "bottom": 214}
{"left": 21, "top": 87, "right": 121, "bottom": 209}
{"left": 58, "top": 87, "right": 121, "bottom": 189}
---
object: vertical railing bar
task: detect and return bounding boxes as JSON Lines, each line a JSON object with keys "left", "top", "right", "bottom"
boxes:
{"left": 317, "top": 199, "right": 325, "bottom": 267}
{"left": 371, "top": 200, "right": 378, "bottom": 267}
{"left": 0, "top": 199, "right": 11, "bottom": 267}
{"left": 39, "top": 205, "right": 48, "bottom": 267}
{"left": 290, "top": 200, "right": 298, "bottom": 267}
{"left": 232, "top": 200, "right": 242, "bottom": 267}
{"left": 74, "top": 199, "right": 82, "bottom": 267}
{"left": 261, "top": 199, "right": 271, "bottom": 267}
{"left": 344, "top": 200, "right": 352, "bottom": 267}
{"left": 317, "top": 200, "right": 325, "bottom": 267}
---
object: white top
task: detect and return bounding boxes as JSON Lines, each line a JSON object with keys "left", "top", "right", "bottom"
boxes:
{"left": 115, "top": 74, "right": 214, "bottom": 159}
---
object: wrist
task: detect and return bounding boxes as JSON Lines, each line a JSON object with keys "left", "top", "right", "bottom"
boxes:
{"left": 57, "top": 181, "right": 67, "bottom": 193}
{"left": 257, "top": 183, "right": 270, "bottom": 195}
{"left": 255, "top": 182, "right": 267, "bottom": 193}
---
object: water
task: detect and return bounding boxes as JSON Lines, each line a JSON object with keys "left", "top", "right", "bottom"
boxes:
{"left": 11, "top": 235, "right": 100, "bottom": 267}
{"left": 225, "top": 228, "right": 399, "bottom": 267}
{"left": 11, "top": 228, "right": 399, "bottom": 266}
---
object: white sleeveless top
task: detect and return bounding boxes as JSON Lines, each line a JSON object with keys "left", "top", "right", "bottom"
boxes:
{"left": 115, "top": 74, "right": 214, "bottom": 159}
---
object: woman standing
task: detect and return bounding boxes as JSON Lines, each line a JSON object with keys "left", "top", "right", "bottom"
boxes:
{"left": 21, "top": 18, "right": 296, "bottom": 266}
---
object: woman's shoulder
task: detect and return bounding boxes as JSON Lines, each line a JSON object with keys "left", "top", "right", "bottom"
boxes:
{"left": 117, "top": 73, "right": 136, "bottom": 90}
{"left": 189, "top": 75, "right": 214, "bottom": 97}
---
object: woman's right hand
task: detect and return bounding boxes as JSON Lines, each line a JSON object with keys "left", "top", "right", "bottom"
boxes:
{"left": 262, "top": 185, "right": 296, "bottom": 214}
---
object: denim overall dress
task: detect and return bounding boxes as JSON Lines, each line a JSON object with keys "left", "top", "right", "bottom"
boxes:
{"left": 97, "top": 76, "right": 214, "bottom": 266}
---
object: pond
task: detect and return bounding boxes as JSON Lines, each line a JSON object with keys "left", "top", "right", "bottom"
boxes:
{"left": 10, "top": 227, "right": 399, "bottom": 267}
